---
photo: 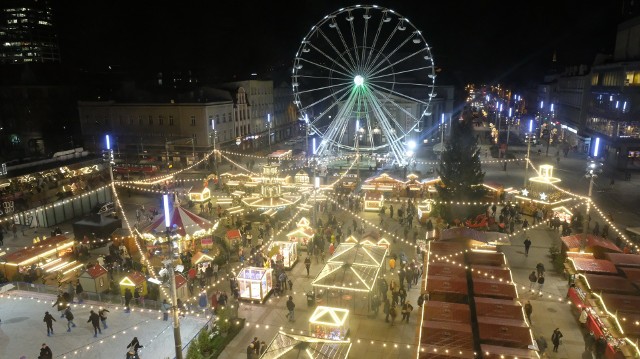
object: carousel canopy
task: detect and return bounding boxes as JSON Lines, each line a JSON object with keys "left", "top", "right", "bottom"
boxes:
{"left": 260, "top": 331, "right": 351, "bottom": 359}
{"left": 144, "top": 206, "right": 213, "bottom": 237}
{"left": 312, "top": 262, "right": 381, "bottom": 293}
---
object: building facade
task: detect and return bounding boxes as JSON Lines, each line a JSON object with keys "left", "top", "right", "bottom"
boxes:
{"left": 0, "top": 0, "right": 61, "bottom": 64}
{"left": 553, "top": 65, "right": 591, "bottom": 152}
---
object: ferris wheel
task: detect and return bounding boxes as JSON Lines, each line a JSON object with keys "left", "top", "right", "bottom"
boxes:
{"left": 292, "top": 5, "right": 436, "bottom": 165}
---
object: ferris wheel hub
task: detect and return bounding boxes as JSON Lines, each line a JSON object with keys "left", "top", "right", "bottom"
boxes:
{"left": 353, "top": 75, "right": 364, "bottom": 87}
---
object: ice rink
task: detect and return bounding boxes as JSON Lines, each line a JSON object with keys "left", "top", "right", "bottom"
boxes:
{"left": 0, "top": 291, "right": 208, "bottom": 359}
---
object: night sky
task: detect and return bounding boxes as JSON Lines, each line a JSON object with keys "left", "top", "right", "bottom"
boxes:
{"left": 55, "top": 0, "right": 627, "bottom": 85}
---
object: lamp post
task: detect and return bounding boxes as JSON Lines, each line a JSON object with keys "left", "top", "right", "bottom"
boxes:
{"left": 104, "top": 135, "right": 117, "bottom": 212}
{"left": 267, "top": 113, "right": 272, "bottom": 152}
{"left": 524, "top": 119, "right": 533, "bottom": 188}
{"left": 505, "top": 107, "right": 513, "bottom": 158}
{"left": 355, "top": 119, "right": 361, "bottom": 183}
{"left": 582, "top": 163, "right": 599, "bottom": 251}
{"left": 439, "top": 113, "right": 445, "bottom": 162}
{"left": 163, "top": 194, "right": 183, "bottom": 359}
{"left": 211, "top": 119, "right": 219, "bottom": 189}
{"left": 304, "top": 115, "right": 309, "bottom": 164}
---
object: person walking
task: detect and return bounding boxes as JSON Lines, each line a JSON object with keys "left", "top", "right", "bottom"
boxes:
{"left": 551, "top": 328, "right": 563, "bottom": 352}
{"left": 537, "top": 274, "right": 545, "bottom": 293}
{"left": 98, "top": 308, "right": 110, "bottom": 329}
{"left": 64, "top": 307, "right": 76, "bottom": 332}
{"left": 75, "top": 280, "right": 84, "bottom": 304}
{"left": 528, "top": 271, "right": 537, "bottom": 290}
{"left": 39, "top": 343, "right": 53, "bottom": 359}
{"left": 124, "top": 288, "right": 133, "bottom": 313}
{"left": 43, "top": 311, "right": 56, "bottom": 336}
{"left": 522, "top": 218, "right": 529, "bottom": 231}
{"left": 127, "top": 337, "right": 143, "bottom": 355}
{"left": 401, "top": 301, "right": 413, "bottom": 323}
{"left": 537, "top": 336, "right": 548, "bottom": 355}
{"left": 162, "top": 299, "right": 171, "bottom": 321}
{"left": 304, "top": 256, "right": 311, "bottom": 276}
{"left": 87, "top": 310, "right": 101, "bottom": 337}
{"left": 389, "top": 304, "right": 398, "bottom": 326}
{"left": 523, "top": 237, "right": 532, "bottom": 256}
{"left": 52, "top": 294, "right": 67, "bottom": 318}
{"left": 285, "top": 296, "right": 296, "bottom": 322}
{"left": 536, "top": 263, "right": 545, "bottom": 278}
{"left": 524, "top": 301, "right": 533, "bottom": 323}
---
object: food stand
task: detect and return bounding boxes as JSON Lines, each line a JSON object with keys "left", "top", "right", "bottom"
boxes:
{"left": 78, "top": 264, "right": 109, "bottom": 294}
{"left": 561, "top": 234, "right": 622, "bottom": 258}
{"left": 294, "top": 169, "right": 310, "bottom": 184}
{"left": 119, "top": 271, "right": 148, "bottom": 297}
{"left": 363, "top": 190, "right": 384, "bottom": 212}
{"left": 188, "top": 184, "right": 211, "bottom": 203}
{"left": 286, "top": 217, "right": 314, "bottom": 250}
{"left": 308, "top": 306, "right": 350, "bottom": 340}
{"left": 236, "top": 266, "right": 273, "bottom": 302}
{"left": 552, "top": 206, "right": 573, "bottom": 223}
{"left": 267, "top": 241, "right": 298, "bottom": 269}
{"left": 191, "top": 251, "right": 214, "bottom": 273}
{"left": 173, "top": 273, "right": 189, "bottom": 302}
{"left": 0, "top": 235, "right": 75, "bottom": 279}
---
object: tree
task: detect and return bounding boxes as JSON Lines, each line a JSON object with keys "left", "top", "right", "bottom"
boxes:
{"left": 436, "top": 109, "right": 486, "bottom": 202}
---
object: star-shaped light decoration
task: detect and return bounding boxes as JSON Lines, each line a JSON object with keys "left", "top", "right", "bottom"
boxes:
{"left": 540, "top": 192, "right": 547, "bottom": 201}
{"left": 521, "top": 189, "right": 529, "bottom": 196}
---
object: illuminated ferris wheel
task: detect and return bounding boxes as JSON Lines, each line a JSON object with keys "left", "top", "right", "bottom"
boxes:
{"left": 292, "top": 5, "right": 436, "bottom": 165}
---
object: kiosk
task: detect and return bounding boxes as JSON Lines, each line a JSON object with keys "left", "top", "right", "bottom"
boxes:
{"left": 78, "top": 264, "right": 109, "bottom": 294}
{"left": 119, "top": 271, "right": 148, "bottom": 297}
{"left": 309, "top": 306, "right": 350, "bottom": 340}
{"left": 267, "top": 241, "right": 298, "bottom": 269}
{"left": 236, "top": 266, "right": 273, "bottom": 302}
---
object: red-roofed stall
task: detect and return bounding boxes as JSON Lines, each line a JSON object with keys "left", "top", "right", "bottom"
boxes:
{"left": 173, "top": 273, "right": 189, "bottom": 301}
{"left": 569, "top": 258, "right": 619, "bottom": 275}
{"left": 78, "top": 264, "right": 109, "bottom": 294}
{"left": 0, "top": 235, "right": 74, "bottom": 279}
{"left": 471, "top": 265, "right": 512, "bottom": 282}
{"left": 426, "top": 275, "right": 469, "bottom": 303}
{"left": 429, "top": 241, "right": 466, "bottom": 257}
{"left": 119, "top": 271, "right": 147, "bottom": 297}
{"left": 474, "top": 297, "right": 525, "bottom": 320}
{"left": 581, "top": 274, "right": 639, "bottom": 295}
{"left": 480, "top": 344, "right": 538, "bottom": 359}
{"left": 423, "top": 301, "right": 471, "bottom": 323}
{"left": 427, "top": 263, "right": 467, "bottom": 278}
{"left": 605, "top": 253, "right": 640, "bottom": 269}
{"left": 561, "top": 234, "right": 621, "bottom": 258}
{"left": 477, "top": 316, "right": 533, "bottom": 349}
{"left": 421, "top": 321, "right": 474, "bottom": 352}
{"left": 473, "top": 278, "right": 517, "bottom": 300}
{"left": 466, "top": 251, "right": 506, "bottom": 266}
{"left": 620, "top": 267, "right": 640, "bottom": 289}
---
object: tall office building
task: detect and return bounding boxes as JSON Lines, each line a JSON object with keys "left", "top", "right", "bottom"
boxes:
{"left": 0, "top": 0, "right": 60, "bottom": 64}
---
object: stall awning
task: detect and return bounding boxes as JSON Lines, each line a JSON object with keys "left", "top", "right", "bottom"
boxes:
{"left": 605, "top": 253, "right": 640, "bottom": 268}
{"left": 471, "top": 265, "right": 512, "bottom": 282}
{"left": 581, "top": 274, "right": 639, "bottom": 295}
{"left": 423, "top": 301, "right": 471, "bottom": 323}
{"left": 569, "top": 258, "right": 619, "bottom": 274}
{"left": 474, "top": 297, "right": 525, "bottom": 321}
{"left": 473, "top": 278, "right": 517, "bottom": 300}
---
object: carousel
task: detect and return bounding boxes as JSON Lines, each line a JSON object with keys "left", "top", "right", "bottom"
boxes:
{"left": 240, "top": 164, "right": 302, "bottom": 213}
{"left": 141, "top": 198, "right": 218, "bottom": 261}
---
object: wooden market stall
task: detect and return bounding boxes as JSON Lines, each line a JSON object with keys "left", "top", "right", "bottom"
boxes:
{"left": 362, "top": 190, "right": 384, "bottom": 212}
{"left": 78, "top": 264, "right": 109, "bottom": 294}
{"left": 286, "top": 217, "right": 314, "bottom": 251}
{"left": 119, "top": 271, "right": 148, "bottom": 296}
{"left": 567, "top": 258, "right": 620, "bottom": 275}
{"left": 420, "top": 321, "right": 475, "bottom": 356}
{"left": 605, "top": 253, "right": 640, "bottom": 269}
{"left": 423, "top": 301, "right": 471, "bottom": 323}
{"left": 561, "top": 234, "right": 622, "bottom": 259}
{"left": 173, "top": 273, "right": 189, "bottom": 302}
{"left": 0, "top": 235, "right": 75, "bottom": 279}
{"left": 236, "top": 266, "right": 273, "bottom": 303}
{"left": 580, "top": 274, "right": 639, "bottom": 295}
{"left": 426, "top": 275, "right": 469, "bottom": 303}
{"left": 600, "top": 293, "right": 640, "bottom": 338}
{"left": 188, "top": 183, "right": 211, "bottom": 203}
{"left": 471, "top": 265, "right": 513, "bottom": 282}
{"left": 191, "top": 251, "right": 214, "bottom": 273}
{"left": 477, "top": 316, "right": 533, "bottom": 349}
{"left": 620, "top": 267, "right": 640, "bottom": 289}
{"left": 466, "top": 251, "right": 506, "bottom": 267}
{"left": 427, "top": 262, "right": 467, "bottom": 278}
{"left": 473, "top": 278, "right": 517, "bottom": 300}
{"left": 480, "top": 345, "right": 539, "bottom": 359}
{"left": 474, "top": 297, "right": 526, "bottom": 320}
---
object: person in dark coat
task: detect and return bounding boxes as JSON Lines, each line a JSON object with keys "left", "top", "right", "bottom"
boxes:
{"left": 124, "top": 288, "right": 133, "bottom": 312}
{"left": 87, "top": 310, "right": 101, "bottom": 337}
{"left": 75, "top": 280, "right": 84, "bottom": 303}
{"left": 52, "top": 294, "right": 67, "bottom": 318}
{"left": 64, "top": 307, "right": 76, "bottom": 332}
{"left": 551, "top": 328, "right": 563, "bottom": 352}
{"left": 524, "top": 237, "right": 532, "bottom": 256}
{"left": 43, "top": 311, "right": 56, "bottom": 336}
{"left": 127, "top": 337, "right": 143, "bottom": 354}
{"left": 98, "top": 308, "right": 110, "bottom": 329}
{"left": 38, "top": 343, "right": 53, "bottom": 359}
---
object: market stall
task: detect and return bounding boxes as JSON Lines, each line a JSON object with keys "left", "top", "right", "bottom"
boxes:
{"left": 423, "top": 301, "right": 471, "bottom": 323}
{"left": 294, "top": 169, "right": 310, "bottom": 184}
{"left": 426, "top": 275, "right": 469, "bottom": 303}
{"left": 0, "top": 235, "right": 75, "bottom": 279}
{"left": 173, "top": 273, "right": 189, "bottom": 302}
{"left": 236, "top": 266, "right": 273, "bottom": 302}
{"left": 188, "top": 184, "right": 211, "bottom": 203}
{"left": 605, "top": 253, "right": 640, "bottom": 269}
{"left": 286, "top": 217, "right": 314, "bottom": 251}
{"left": 308, "top": 306, "right": 350, "bottom": 340}
{"left": 477, "top": 316, "right": 533, "bottom": 349}
{"left": 362, "top": 190, "right": 384, "bottom": 212}
{"left": 267, "top": 241, "right": 298, "bottom": 269}
{"left": 427, "top": 262, "right": 467, "bottom": 278}
{"left": 429, "top": 241, "right": 466, "bottom": 257}
{"left": 474, "top": 297, "right": 526, "bottom": 320}
{"left": 568, "top": 258, "right": 619, "bottom": 275}
{"left": 480, "top": 345, "right": 539, "bottom": 359}
{"left": 142, "top": 203, "right": 216, "bottom": 254}
{"left": 260, "top": 331, "right": 352, "bottom": 359}
{"left": 471, "top": 265, "right": 513, "bottom": 282}
{"left": 466, "top": 251, "right": 506, "bottom": 267}
{"left": 473, "top": 278, "right": 517, "bottom": 300}
{"left": 561, "top": 234, "right": 622, "bottom": 258}
{"left": 78, "top": 264, "right": 109, "bottom": 294}
{"left": 191, "top": 252, "right": 214, "bottom": 273}
{"left": 552, "top": 206, "right": 573, "bottom": 223}
{"left": 119, "top": 271, "right": 147, "bottom": 297}
{"left": 600, "top": 293, "right": 640, "bottom": 338}
{"left": 620, "top": 267, "right": 640, "bottom": 289}
{"left": 420, "top": 321, "right": 474, "bottom": 355}
{"left": 580, "top": 274, "right": 639, "bottom": 295}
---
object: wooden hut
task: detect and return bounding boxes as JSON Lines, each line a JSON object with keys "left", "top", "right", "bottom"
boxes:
{"left": 119, "top": 271, "right": 148, "bottom": 296}
{"left": 78, "top": 264, "right": 109, "bottom": 294}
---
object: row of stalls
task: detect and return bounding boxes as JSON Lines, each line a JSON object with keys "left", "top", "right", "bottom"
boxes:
{"left": 0, "top": 235, "right": 77, "bottom": 282}
{"left": 563, "top": 234, "right": 640, "bottom": 358}
{"left": 420, "top": 239, "right": 538, "bottom": 359}
{"left": 361, "top": 173, "right": 440, "bottom": 212}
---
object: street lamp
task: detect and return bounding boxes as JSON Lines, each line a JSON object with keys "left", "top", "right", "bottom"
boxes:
{"left": 582, "top": 162, "right": 601, "bottom": 251}
{"left": 524, "top": 119, "right": 534, "bottom": 187}
{"left": 304, "top": 115, "right": 310, "bottom": 163}
{"left": 267, "top": 113, "right": 272, "bottom": 152}
{"left": 211, "top": 119, "right": 219, "bottom": 189}
{"left": 163, "top": 194, "right": 183, "bottom": 359}
{"left": 104, "top": 135, "right": 117, "bottom": 212}
{"left": 505, "top": 107, "right": 513, "bottom": 158}
{"left": 439, "top": 113, "right": 445, "bottom": 161}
